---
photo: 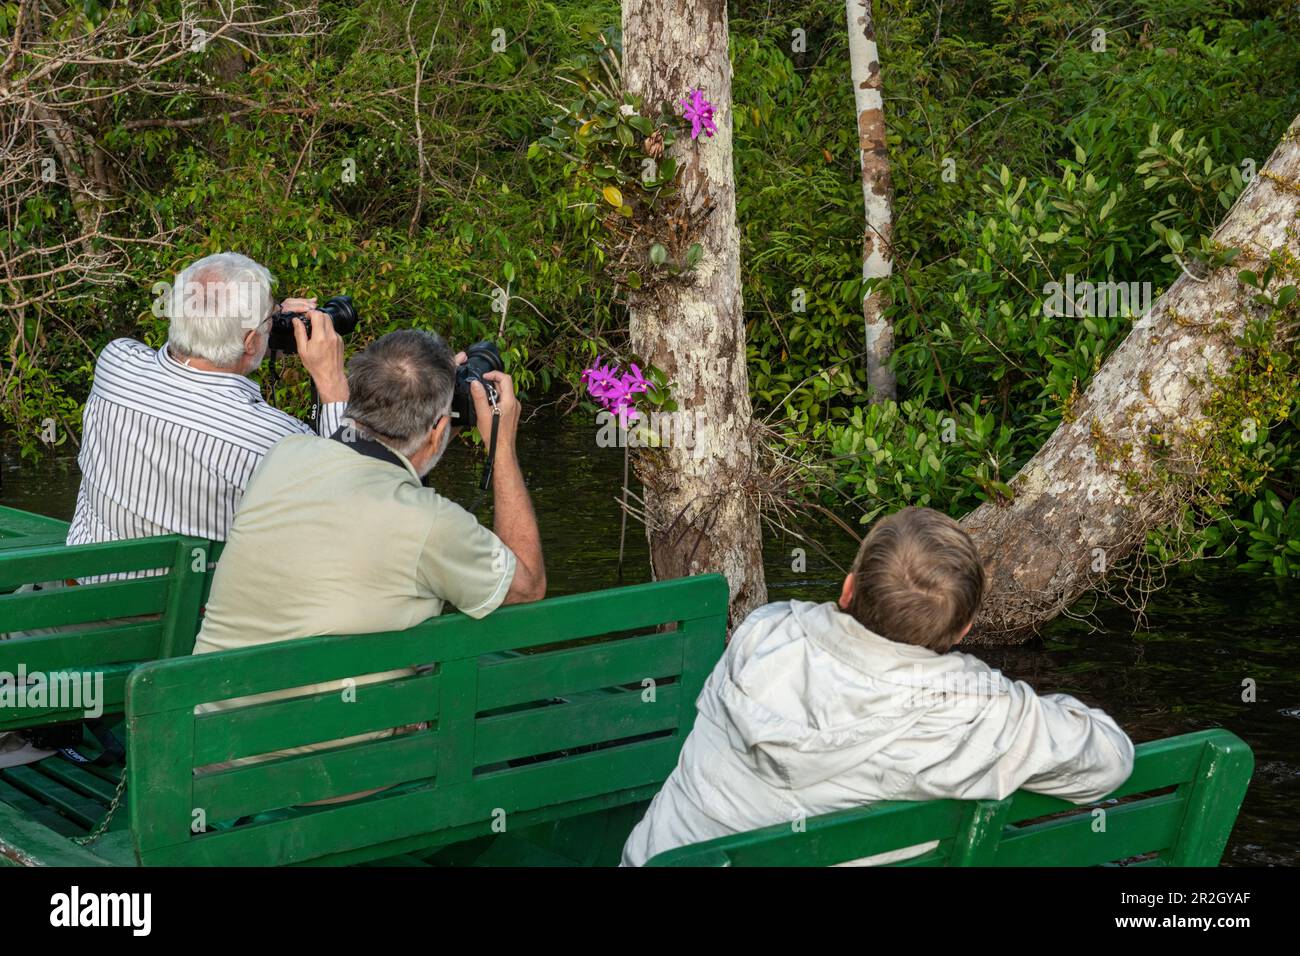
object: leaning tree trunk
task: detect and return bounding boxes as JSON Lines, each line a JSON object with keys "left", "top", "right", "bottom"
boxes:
{"left": 622, "top": 0, "right": 768, "bottom": 626}
{"left": 963, "top": 113, "right": 1300, "bottom": 644}
{"left": 847, "top": 0, "right": 896, "bottom": 403}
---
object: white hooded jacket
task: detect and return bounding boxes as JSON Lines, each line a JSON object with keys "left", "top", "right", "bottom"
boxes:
{"left": 622, "top": 599, "right": 1135, "bottom": 866}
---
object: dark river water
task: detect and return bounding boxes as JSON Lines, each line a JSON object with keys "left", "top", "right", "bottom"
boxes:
{"left": 3, "top": 409, "right": 1297, "bottom": 866}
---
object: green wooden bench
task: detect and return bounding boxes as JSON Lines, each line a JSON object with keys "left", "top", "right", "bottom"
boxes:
{"left": 0, "top": 535, "right": 210, "bottom": 733}
{"left": 0, "top": 572, "right": 729, "bottom": 866}
{"left": 0, "top": 505, "right": 70, "bottom": 553}
{"left": 645, "top": 728, "right": 1254, "bottom": 867}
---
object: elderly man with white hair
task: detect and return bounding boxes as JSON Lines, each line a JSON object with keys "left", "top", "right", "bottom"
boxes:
{"left": 66, "top": 251, "right": 350, "bottom": 553}
{"left": 0, "top": 252, "right": 352, "bottom": 769}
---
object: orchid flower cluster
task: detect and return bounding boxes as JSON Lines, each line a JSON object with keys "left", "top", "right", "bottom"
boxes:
{"left": 581, "top": 357, "right": 650, "bottom": 424}
{"left": 680, "top": 88, "right": 717, "bottom": 140}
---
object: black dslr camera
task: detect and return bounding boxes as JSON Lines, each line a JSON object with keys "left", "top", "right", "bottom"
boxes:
{"left": 268, "top": 295, "right": 359, "bottom": 352}
{"left": 449, "top": 341, "right": 504, "bottom": 430}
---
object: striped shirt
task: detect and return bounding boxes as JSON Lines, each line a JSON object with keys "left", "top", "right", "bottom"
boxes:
{"left": 66, "top": 338, "right": 344, "bottom": 574}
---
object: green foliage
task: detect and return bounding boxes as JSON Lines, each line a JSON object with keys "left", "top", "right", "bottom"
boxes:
{"left": 725, "top": 0, "right": 1300, "bottom": 578}
{"left": 4, "top": 0, "right": 618, "bottom": 447}
{"left": 3, "top": 0, "right": 1299, "bottom": 581}
{"left": 811, "top": 400, "right": 1020, "bottom": 526}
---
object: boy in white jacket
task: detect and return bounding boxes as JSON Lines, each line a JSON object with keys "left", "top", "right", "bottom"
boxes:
{"left": 622, "top": 506, "right": 1134, "bottom": 866}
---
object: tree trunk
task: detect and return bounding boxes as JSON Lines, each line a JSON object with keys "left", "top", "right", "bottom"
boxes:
{"left": 622, "top": 0, "right": 768, "bottom": 627}
{"left": 963, "top": 113, "right": 1300, "bottom": 644}
{"left": 847, "top": 0, "right": 896, "bottom": 403}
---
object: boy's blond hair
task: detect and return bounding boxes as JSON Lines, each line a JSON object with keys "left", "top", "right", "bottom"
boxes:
{"left": 845, "top": 506, "right": 986, "bottom": 652}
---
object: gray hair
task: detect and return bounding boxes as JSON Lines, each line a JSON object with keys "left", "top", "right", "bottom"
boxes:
{"left": 345, "top": 330, "right": 457, "bottom": 458}
{"left": 167, "top": 252, "right": 275, "bottom": 367}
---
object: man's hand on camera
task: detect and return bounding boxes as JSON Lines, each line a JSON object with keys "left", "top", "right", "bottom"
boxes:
{"left": 470, "top": 370, "right": 519, "bottom": 456}
{"left": 279, "top": 297, "right": 316, "bottom": 317}
{"left": 292, "top": 306, "right": 348, "bottom": 404}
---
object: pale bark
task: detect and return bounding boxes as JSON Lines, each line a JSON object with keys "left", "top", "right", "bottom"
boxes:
{"left": 963, "top": 114, "right": 1300, "bottom": 644}
{"left": 622, "top": 0, "right": 768, "bottom": 626}
{"left": 847, "top": 0, "right": 896, "bottom": 402}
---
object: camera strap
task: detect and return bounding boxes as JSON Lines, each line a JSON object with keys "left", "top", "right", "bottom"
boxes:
{"left": 329, "top": 426, "right": 408, "bottom": 472}
{"left": 466, "top": 387, "right": 501, "bottom": 513}
{"left": 481, "top": 395, "right": 500, "bottom": 492}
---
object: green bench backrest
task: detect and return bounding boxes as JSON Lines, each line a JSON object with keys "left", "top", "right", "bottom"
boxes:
{"left": 0, "top": 536, "right": 210, "bottom": 732}
{"left": 645, "top": 729, "right": 1254, "bottom": 867}
{"left": 125, "top": 573, "right": 729, "bottom": 866}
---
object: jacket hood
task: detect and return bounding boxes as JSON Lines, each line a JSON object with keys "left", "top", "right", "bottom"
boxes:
{"left": 700, "top": 599, "right": 987, "bottom": 790}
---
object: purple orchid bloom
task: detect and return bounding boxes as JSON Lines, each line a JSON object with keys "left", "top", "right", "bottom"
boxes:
{"left": 680, "top": 88, "right": 717, "bottom": 140}
{"left": 582, "top": 356, "right": 648, "bottom": 425}
{"left": 599, "top": 378, "right": 631, "bottom": 410}
{"left": 621, "top": 363, "right": 650, "bottom": 395}
{"left": 582, "top": 358, "right": 624, "bottom": 402}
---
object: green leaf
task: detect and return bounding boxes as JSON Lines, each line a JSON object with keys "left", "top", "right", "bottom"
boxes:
{"left": 648, "top": 243, "right": 668, "bottom": 266}
{"left": 684, "top": 243, "right": 704, "bottom": 268}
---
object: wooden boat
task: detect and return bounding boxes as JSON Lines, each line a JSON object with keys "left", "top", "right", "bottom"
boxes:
{"left": 0, "top": 509, "right": 1253, "bottom": 866}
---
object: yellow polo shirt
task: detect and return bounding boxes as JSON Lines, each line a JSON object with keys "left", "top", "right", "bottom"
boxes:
{"left": 192, "top": 433, "right": 515, "bottom": 767}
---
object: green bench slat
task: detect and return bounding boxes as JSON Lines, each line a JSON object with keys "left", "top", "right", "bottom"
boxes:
{"left": 0, "top": 579, "right": 169, "bottom": 632}
{"left": 0, "top": 777, "right": 85, "bottom": 839}
{"left": 1, "top": 764, "right": 107, "bottom": 829}
{"left": 476, "top": 631, "right": 685, "bottom": 711}
{"left": 0, "top": 536, "right": 186, "bottom": 590}
{"left": 0, "top": 664, "right": 133, "bottom": 733}
{"left": 192, "top": 671, "right": 442, "bottom": 766}
{"left": 35, "top": 759, "right": 121, "bottom": 806}
{"left": 0, "top": 621, "right": 164, "bottom": 672}
{"left": 994, "top": 791, "right": 1186, "bottom": 866}
{"left": 193, "top": 730, "right": 442, "bottom": 821}
{"left": 474, "top": 685, "right": 682, "bottom": 766}
{"left": 656, "top": 799, "right": 974, "bottom": 868}
{"left": 1005, "top": 736, "right": 1204, "bottom": 821}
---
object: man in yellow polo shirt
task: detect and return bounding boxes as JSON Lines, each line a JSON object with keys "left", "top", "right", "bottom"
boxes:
{"left": 191, "top": 329, "right": 546, "bottom": 774}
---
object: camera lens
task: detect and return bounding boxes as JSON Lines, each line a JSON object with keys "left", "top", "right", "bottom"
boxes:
{"left": 267, "top": 295, "right": 359, "bottom": 353}
{"left": 319, "top": 296, "right": 358, "bottom": 336}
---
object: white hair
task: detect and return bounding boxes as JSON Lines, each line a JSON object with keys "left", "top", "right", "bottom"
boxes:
{"left": 166, "top": 252, "right": 275, "bottom": 367}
